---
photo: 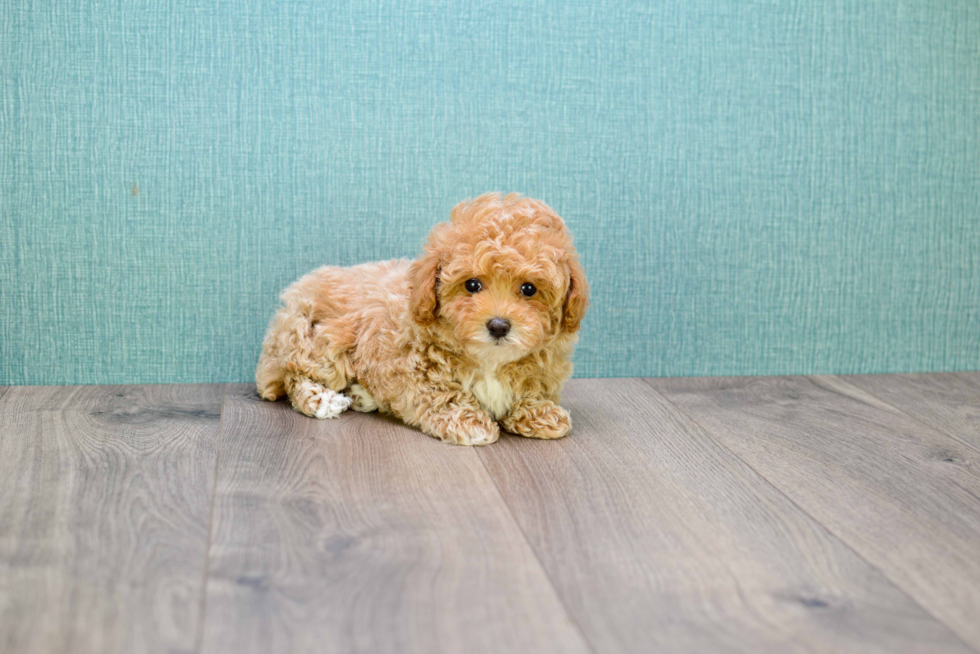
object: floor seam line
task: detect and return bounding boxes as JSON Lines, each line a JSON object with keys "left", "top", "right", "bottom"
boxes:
{"left": 818, "top": 374, "right": 980, "bottom": 457}
{"left": 473, "top": 446, "right": 599, "bottom": 654}
{"left": 638, "top": 377, "right": 980, "bottom": 654}
{"left": 193, "top": 383, "right": 228, "bottom": 654}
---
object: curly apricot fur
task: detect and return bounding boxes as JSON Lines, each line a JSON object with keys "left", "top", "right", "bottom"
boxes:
{"left": 256, "top": 193, "right": 589, "bottom": 445}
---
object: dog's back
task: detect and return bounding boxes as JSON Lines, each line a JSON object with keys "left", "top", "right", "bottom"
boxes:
{"left": 255, "top": 259, "right": 413, "bottom": 401}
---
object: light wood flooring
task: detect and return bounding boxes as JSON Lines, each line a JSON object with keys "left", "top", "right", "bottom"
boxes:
{"left": 2, "top": 373, "right": 979, "bottom": 653}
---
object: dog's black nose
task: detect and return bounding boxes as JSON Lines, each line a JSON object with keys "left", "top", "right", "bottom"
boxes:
{"left": 487, "top": 318, "right": 511, "bottom": 339}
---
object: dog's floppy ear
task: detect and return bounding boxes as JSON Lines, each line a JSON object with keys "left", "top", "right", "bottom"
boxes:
{"left": 408, "top": 251, "right": 441, "bottom": 325}
{"left": 562, "top": 256, "right": 589, "bottom": 333}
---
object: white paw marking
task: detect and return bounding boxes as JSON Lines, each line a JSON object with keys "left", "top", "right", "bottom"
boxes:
{"left": 311, "top": 389, "right": 353, "bottom": 419}
{"left": 465, "top": 427, "right": 497, "bottom": 445}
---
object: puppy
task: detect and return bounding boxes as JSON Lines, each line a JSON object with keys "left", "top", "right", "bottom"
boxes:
{"left": 255, "top": 193, "right": 589, "bottom": 445}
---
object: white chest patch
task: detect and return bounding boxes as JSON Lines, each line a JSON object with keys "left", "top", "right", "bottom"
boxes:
{"left": 471, "top": 371, "right": 514, "bottom": 420}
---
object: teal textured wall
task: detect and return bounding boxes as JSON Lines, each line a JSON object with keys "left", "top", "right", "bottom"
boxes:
{"left": 2, "top": 1, "right": 978, "bottom": 385}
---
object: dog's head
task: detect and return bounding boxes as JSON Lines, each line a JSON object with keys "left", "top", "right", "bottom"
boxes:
{"left": 409, "top": 193, "right": 588, "bottom": 364}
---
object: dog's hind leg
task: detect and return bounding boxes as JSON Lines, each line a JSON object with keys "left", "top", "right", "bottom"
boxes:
{"left": 278, "top": 334, "right": 356, "bottom": 418}
{"left": 256, "top": 349, "right": 288, "bottom": 401}
{"left": 256, "top": 299, "right": 354, "bottom": 404}
{"left": 285, "top": 375, "right": 352, "bottom": 419}
{"left": 348, "top": 383, "right": 378, "bottom": 412}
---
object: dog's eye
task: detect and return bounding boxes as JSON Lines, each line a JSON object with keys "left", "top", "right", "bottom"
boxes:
{"left": 520, "top": 282, "right": 537, "bottom": 297}
{"left": 465, "top": 278, "right": 482, "bottom": 293}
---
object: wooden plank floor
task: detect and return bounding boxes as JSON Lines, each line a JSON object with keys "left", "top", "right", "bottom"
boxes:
{"left": 1, "top": 375, "right": 978, "bottom": 654}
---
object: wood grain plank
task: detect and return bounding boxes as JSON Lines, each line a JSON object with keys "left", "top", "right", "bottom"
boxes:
{"left": 843, "top": 372, "right": 980, "bottom": 453}
{"left": 647, "top": 374, "right": 980, "bottom": 650}
{"left": 199, "top": 385, "right": 590, "bottom": 654}
{"left": 0, "top": 384, "right": 223, "bottom": 654}
{"left": 477, "top": 378, "right": 970, "bottom": 654}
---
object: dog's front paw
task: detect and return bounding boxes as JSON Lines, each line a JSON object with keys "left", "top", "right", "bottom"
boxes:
{"left": 425, "top": 410, "right": 500, "bottom": 446}
{"left": 501, "top": 400, "right": 571, "bottom": 440}
{"left": 458, "top": 422, "right": 500, "bottom": 446}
